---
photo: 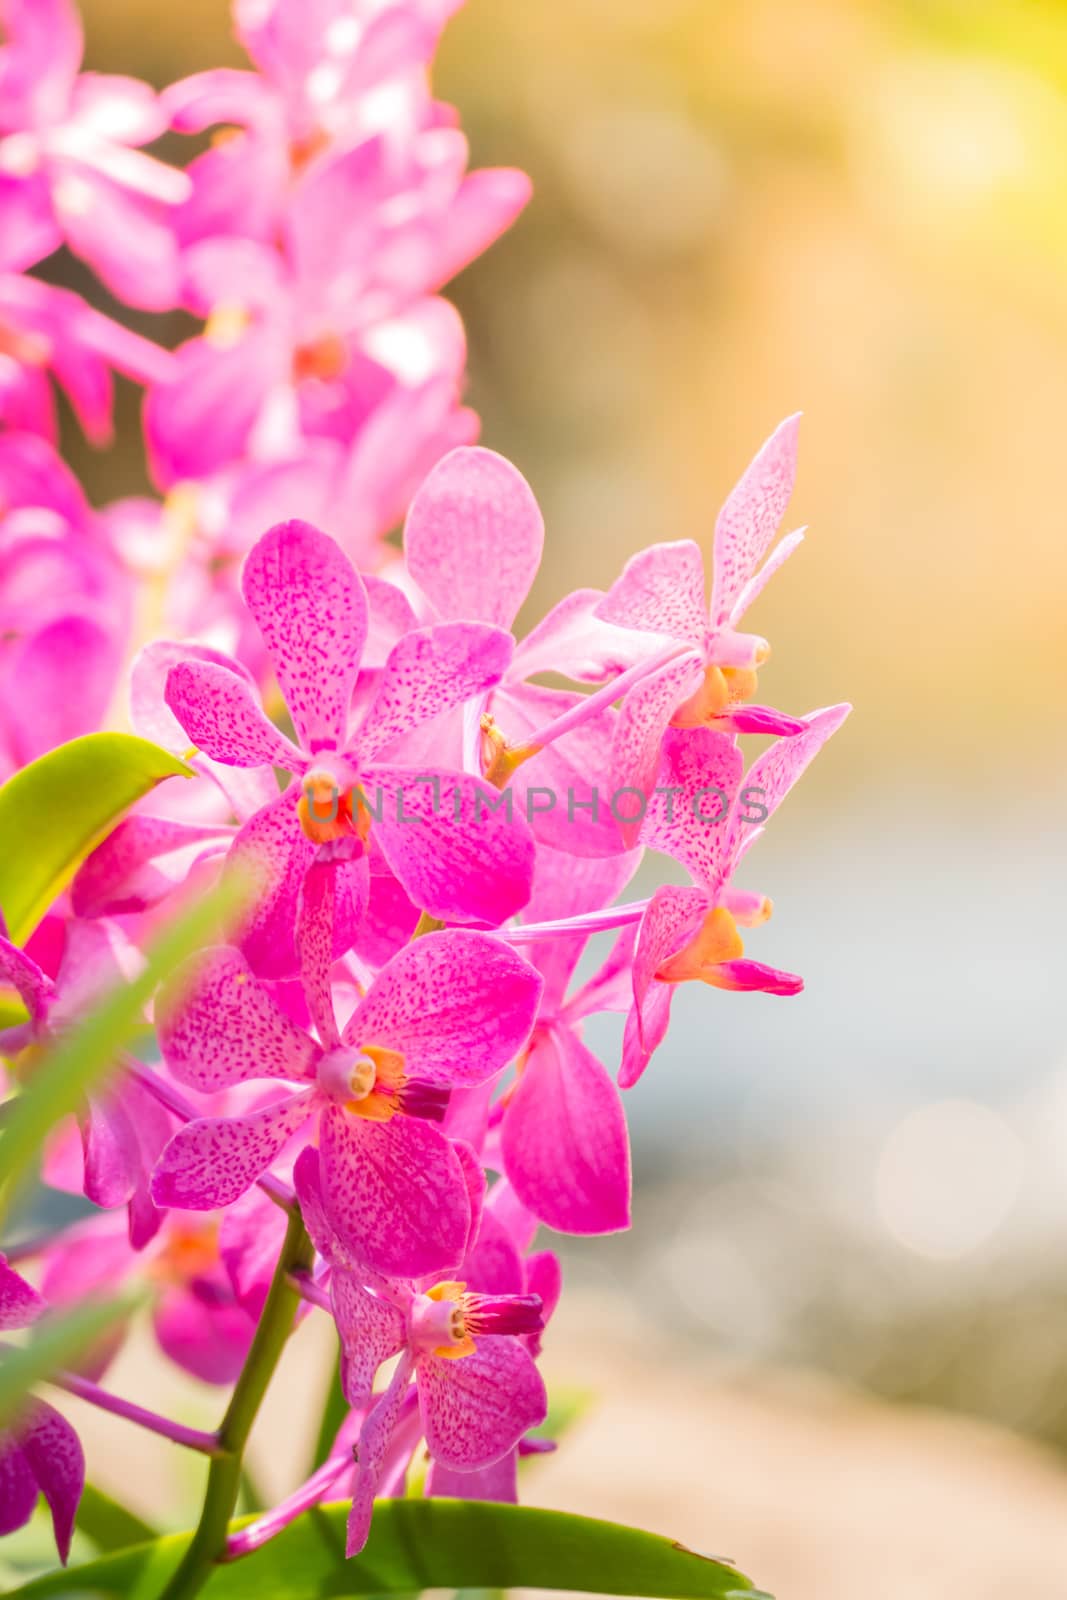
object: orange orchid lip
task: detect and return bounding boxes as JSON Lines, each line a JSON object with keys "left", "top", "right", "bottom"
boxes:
{"left": 655, "top": 905, "right": 745, "bottom": 986}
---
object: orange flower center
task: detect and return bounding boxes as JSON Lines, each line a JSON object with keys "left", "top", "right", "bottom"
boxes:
{"left": 292, "top": 335, "right": 348, "bottom": 382}
{"left": 655, "top": 906, "right": 744, "bottom": 987}
{"left": 671, "top": 663, "right": 763, "bottom": 729}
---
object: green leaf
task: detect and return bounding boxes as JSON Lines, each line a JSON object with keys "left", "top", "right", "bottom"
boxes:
{"left": 0, "top": 873, "right": 249, "bottom": 1230}
{"left": 1, "top": 1500, "right": 767, "bottom": 1599}
{"left": 0, "top": 732, "right": 192, "bottom": 945}
{"left": 76, "top": 1484, "right": 158, "bottom": 1552}
{"left": 0, "top": 1292, "right": 139, "bottom": 1431}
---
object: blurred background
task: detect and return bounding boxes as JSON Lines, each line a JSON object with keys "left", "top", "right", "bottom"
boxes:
{"left": 18, "top": 1, "right": 1067, "bottom": 1596}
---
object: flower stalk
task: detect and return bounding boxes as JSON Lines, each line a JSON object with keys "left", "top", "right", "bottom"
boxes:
{"left": 49, "top": 1369, "right": 223, "bottom": 1457}
{"left": 157, "top": 1210, "right": 313, "bottom": 1600}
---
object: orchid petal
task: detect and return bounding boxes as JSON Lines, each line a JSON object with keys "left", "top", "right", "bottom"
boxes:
{"left": 0, "top": 936, "right": 51, "bottom": 1025}
{"left": 610, "top": 651, "right": 705, "bottom": 835}
{"left": 165, "top": 659, "right": 305, "bottom": 771}
{"left": 523, "top": 844, "right": 641, "bottom": 1009}
{"left": 0, "top": 1254, "right": 45, "bottom": 1330}
{"left": 151, "top": 1090, "right": 316, "bottom": 1210}
{"left": 158, "top": 945, "right": 320, "bottom": 1093}
{"left": 641, "top": 726, "right": 743, "bottom": 896}
{"left": 152, "top": 1280, "right": 253, "bottom": 1386}
{"left": 343, "top": 930, "right": 541, "bottom": 1087}
{"left": 320, "top": 1106, "right": 470, "bottom": 1279}
{"left": 492, "top": 682, "right": 626, "bottom": 860}
{"left": 18, "top": 1401, "right": 84, "bottom": 1564}
{"left": 459, "top": 1208, "right": 524, "bottom": 1296}
{"left": 295, "top": 861, "right": 347, "bottom": 1050}
{"left": 417, "top": 1335, "right": 547, "bottom": 1471}
{"left": 228, "top": 790, "right": 317, "bottom": 979}
{"left": 242, "top": 519, "right": 367, "bottom": 754}
{"left": 729, "top": 526, "right": 805, "bottom": 625}
{"left": 710, "top": 413, "right": 800, "bottom": 626}
{"left": 709, "top": 958, "right": 803, "bottom": 995}
{"left": 130, "top": 640, "right": 256, "bottom": 751}
{"left": 0, "top": 1440, "right": 38, "bottom": 1538}
{"left": 71, "top": 814, "right": 231, "bottom": 919}
{"left": 597, "top": 540, "right": 707, "bottom": 647}
{"left": 356, "top": 623, "right": 513, "bottom": 759}
{"left": 502, "top": 1027, "right": 631, "bottom": 1235}
{"left": 5, "top": 613, "right": 120, "bottom": 765}
{"left": 368, "top": 765, "right": 535, "bottom": 926}
{"left": 331, "top": 1276, "right": 406, "bottom": 1407}
{"left": 403, "top": 446, "right": 544, "bottom": 629}
{"left": 427, "top": 1448, "right": 519, "bottom": 1503}
{"left": 219, "top": 1186, "right": 290, "bottom": 1318}
{"left": 291, "top": 1145, "right": 354, "bottom": 1272}
{"left": 725, "top": 703, "right": 851, "bottom": 870}
{"left": 347, "top": 1351, "right": 415, "bottom": 1556}
{"left": 511, "top": 588, "right": 658, "bottom": 683}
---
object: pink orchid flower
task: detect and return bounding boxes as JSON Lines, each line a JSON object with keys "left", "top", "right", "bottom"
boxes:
{"left": 0, "top": 0, "right": 190, "bottom": 307}
{"left": 395, "top": 446, "right": 655, "bottom": 857}
{"left": 144, "top": 122, "right": 526, "bottom": 483}
{"left": 232, "top": 0, "right": 461, "bottom": 152}
{"left": 167, "top": 0, "right": 468, "bottom": 251}
{"left": 595, "top": 415, "right": 810, "bottom": 833}
{"left": 164, "top": 0, "right": 519, "bottom": 254}
{"left": 0, "top": 1255, "right": 84, "bottom": 1564}
{"left": 160, "top": 518, "right": 536, "bottom": 973}
{"left": 495, "top": 848, "right": 639, "bottom": 1236}
{"left": 0, "top": 918, "right": 175, "bottom": 1245}
{"left": 292, "top": 1148, "right": 547, "bottom": 1556}
{"left": 621, "top": 706, "right": 851, "bottom": 1087}
{"left": 37, "top": 1210, "right": 259, "bottom": 1387}
{"left": 426, "top": 1178, "right": 560, "bottom": 1504}
{"left": 135, "top": 300, "right": 476, "bottom": 649}
{"left": 0, "top": 434, "right": 128, "bottom": 776}
{"left": 0, "top": 273, "right": 174, "bottom": 445}
{"left": 151, "top": 926, "right": 543, "bottom": 1278}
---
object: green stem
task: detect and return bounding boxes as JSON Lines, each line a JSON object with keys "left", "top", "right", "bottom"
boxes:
{"left": 157, "top": 1211, "right": 313, "bottom": 1600}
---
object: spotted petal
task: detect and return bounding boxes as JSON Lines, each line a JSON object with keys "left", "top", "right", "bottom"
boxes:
{"left": 609, "top": 651, "right": 705, "bottom": 837}
{"left": 165, "top": 659, "right": 304, "bottom": 770}
{"left": 157, "top": 945, "right": 321, "bottom": 1093}
{"left": 320, "top": 1107, "right": 470, "bottom": 1279}
{"left": 620, "top": 884, "right": 707, "bottom": 1088}
{"left": 640, "top": 726, "right": 743, "bottom": 896}
{"left": 724, "top": 703, "right": 851, "bottom": 871}
{"left": 331, "top": 1276, "right": 406, "bottom": 1407}
{"left": 342, "top": 930, "right": 542, "bottom": 1087}
{"left": 347, "top": 1352, "right": 415, "bottom": 1556}
{"left": 597, "top": 540, "right": 707, "bottom": 647}
{"left": 241, "top": 520, "right": 367, "bottom": 754}
{"left": 356, "top": 623, "right": 513, "bottom": 760}
{"left": 0, "top": 1439, "right": 38, "bottom": 1539}
{"left": 151, "top": 1091, "right": 316, "bottom": 1210}
{"left": 0, "top": 937, "right": 51, "bottom": 1026}
{"left": 709, "top": 413, "right": 800, "bottom": 626}
{"left": 417, "top": 1335, "right": 547, "bottom": 1471}
{"left": 0, "top": 1254, "right": 45, "bottom": 1330}
{"left": 17, "top": 1401, "right": 84, "bottom": 1565}
{"left": 227, "top": 790, "right": 317, "bottom": 979}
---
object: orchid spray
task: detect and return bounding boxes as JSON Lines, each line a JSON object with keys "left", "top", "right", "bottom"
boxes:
{"left": 0, "top": 3, "right": 847, "bottom": 1597}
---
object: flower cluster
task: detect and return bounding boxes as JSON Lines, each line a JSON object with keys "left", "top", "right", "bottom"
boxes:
{"left": 0, "top": 0, "right": 849, "bottom": 1580}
